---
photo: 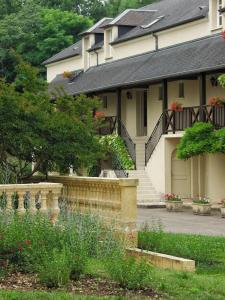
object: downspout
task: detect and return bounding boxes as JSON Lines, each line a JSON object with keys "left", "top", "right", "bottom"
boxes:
{"left": 94, "top": 50, "right": 99, "bottom": 66}
{"left": 153, "top": 33, "right": 159, "bottom": 51}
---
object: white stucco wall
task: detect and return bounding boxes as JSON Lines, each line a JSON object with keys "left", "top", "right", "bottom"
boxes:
{"left": 46, "top": 56, "right": 83, "bottom": 82}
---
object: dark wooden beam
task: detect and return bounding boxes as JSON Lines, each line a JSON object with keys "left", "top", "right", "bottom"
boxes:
{"left": 162, "top": 79, "right": 168, "bottom": 134}
{"left": 162, "top": 79, "right": 168, "bottom": 111}
{"left": 117, "top": 88, "right": 122, "bottom": 135}
{"left": 199, "top": 73, "right": 206, "bottom": 121}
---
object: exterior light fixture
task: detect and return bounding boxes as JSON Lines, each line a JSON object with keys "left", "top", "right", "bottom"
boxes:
{"left": 126, "top": 91, "right": 133, "bottom": 100}
{"left": 210, "top": 76, "right": 218, "bottom": 87}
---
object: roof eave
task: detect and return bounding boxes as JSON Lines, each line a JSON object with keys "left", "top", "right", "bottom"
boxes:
{"left": 111, "top": 15, "right": 207, "bottom": 46}
{"left": 43, "top": 53, "right": 80, "bottom": 66}
{"left": 69, "top": 65, "right": 225, "bottom": 96}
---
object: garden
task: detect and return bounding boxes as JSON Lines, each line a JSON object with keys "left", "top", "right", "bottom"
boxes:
{"left": 0, "top": 211, "right": 225, "bottom": 300}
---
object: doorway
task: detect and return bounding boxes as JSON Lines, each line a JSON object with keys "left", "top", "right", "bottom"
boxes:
{"left": 171, "top": 150, "right": 191, "bottom": 198}
{"left": 136, "top": 90, "right": 147, "bottom": 136}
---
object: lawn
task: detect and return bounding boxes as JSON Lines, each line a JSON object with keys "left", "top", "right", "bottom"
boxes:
{"left": 0, "top": 213, "right": 225, "bottom": 300}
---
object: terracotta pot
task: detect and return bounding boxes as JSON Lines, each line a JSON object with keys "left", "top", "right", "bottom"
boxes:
{"left": 166, "top": 201, "right": 183, "bottom": 212}
{"left": 221, "top": 207, "right": 225, "bottom": 218}
{"left": 192, "top": 203, "right": 211, "bottom": 216}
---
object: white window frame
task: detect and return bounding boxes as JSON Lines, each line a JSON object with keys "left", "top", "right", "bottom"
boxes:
{"left": 217, "top": 0, "right": 223, "bottom": 27}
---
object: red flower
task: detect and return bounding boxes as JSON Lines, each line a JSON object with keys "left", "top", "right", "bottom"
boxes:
{"left": 222, "top": 30, "right": 225, "bottom": 40}
{"left": 208, "top": 96, "right": 223, "bottom": 107}
{"left": 24, "top": 240, "right": 31, "bottom": 246}
{"left": 95, "top": 111, "right": 105, "bottom": 119}
{"left": 170, "top": 101, "right": 183, "bottom": 112}
{"left": 18, "top": 247, "right": 23, "bottom": 252}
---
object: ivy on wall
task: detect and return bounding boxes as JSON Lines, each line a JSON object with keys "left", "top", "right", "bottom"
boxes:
{"left": 100, "top": 134, "right": 135, "bottom": 170}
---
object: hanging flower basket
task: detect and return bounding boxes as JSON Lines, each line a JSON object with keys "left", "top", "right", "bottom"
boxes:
{"left": 208, "top": 96, "right": 225, "bottom": 107}
{"left": 95, "top": 111, "right": 105, "bottom": 119}
{"left": 170, "top": 101, "right": 183, "bottom": 112}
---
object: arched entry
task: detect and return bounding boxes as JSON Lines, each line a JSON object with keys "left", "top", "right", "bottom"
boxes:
{"left": 171, "top": 150, "right": 191, "bottom": 198}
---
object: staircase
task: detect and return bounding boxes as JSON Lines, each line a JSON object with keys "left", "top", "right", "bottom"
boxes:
{"left": 128, "top": 137, "right": 162, "bottom": 206}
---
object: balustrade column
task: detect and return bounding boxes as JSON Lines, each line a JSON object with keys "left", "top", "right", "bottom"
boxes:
{"left": 6, "top": 191, "right": 14, "bottom": 212}
{"left": 29, "top": 190, "right": 37, "bottom": 214}
{"left": 17, "top": 191, "right": 26, "bottom": 214}
{"left": 49, "top": 190, "right": 60, "bottom": 224}
{"left": 40, "top": 190, "right": 48, "bottom": 213}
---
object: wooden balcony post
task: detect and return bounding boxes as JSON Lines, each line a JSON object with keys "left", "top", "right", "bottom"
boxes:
{"left": 162, "top": 79, "right": 168, "bottom": 134}
{"left": 117, "top": 88, "right": 122, "bottom": 136}
{"left": 199, "top": 73, "right": 206, "bottom": 121}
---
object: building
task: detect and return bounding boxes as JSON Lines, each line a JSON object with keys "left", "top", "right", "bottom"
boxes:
{"left": 43, "top": 0, "right": 225, "bottom": 206}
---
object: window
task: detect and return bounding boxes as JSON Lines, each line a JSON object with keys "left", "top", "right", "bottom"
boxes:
{"left": 179, "top": 82, "right": 185, "bottom": 98}
{"left": 102, "top": 96, "right": 108, "bottom": 109}
{"left": 217, "top": 0, "right": 223, "bottom": 27}
{"left": 158, "top": 86, "right": 163, "bottom": 100}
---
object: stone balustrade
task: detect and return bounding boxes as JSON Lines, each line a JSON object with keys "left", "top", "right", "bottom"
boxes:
{"left": 0, "top": 183, "right": 62, "bottom": 223}
{"left": 28, "top": 176, "right": 138, "bottom": 246}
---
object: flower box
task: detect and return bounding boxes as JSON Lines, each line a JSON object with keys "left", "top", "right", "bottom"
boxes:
{"left": 221, "top": 207, "right": 225, "bottom": 218}
{"left": 192, "top": 203, "right": 211, "bottom": 216}
{"left": 164, "top": 194, "right": 183, "bottom": 212}
{"left": 166, "top": 200, "right": 183, "bottom": 212}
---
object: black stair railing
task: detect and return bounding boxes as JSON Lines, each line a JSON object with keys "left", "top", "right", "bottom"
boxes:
{"left": 145, "top": 114, "right": 163, "bottom": 165}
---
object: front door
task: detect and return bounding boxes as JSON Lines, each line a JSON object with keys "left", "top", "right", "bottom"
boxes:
{"left": 136, "top": 91, "right": 147, "bottom": 136}
{"left": 171, "top": 150, "right": 191, "bottom": 198}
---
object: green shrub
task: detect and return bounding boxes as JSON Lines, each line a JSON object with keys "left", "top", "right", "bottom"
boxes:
{"left": 38, "top": 248, "right": 71, "bottom": 288}
{"left": 218, "top": 74, "right": 225, "bottom": 88}
{"left": 0, "top": 211, "right": 122, "bottom": 284}
{"left": 106, "top": 256, "right": 151, "bottom": 290}
{"left": 176, "top": 122, "right": 215, "bottom": 160}
{"left": 139, "top": 226, "right": 225, "bottom": 266}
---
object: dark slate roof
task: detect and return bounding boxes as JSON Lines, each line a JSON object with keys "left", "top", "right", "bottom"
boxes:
{"left": 103, "top": 10, "right": 156, "bottom": 27}
{"left": 88, "top": 40, "right": 104, "bottom": 52}
{"left": 80, "top": 18, "right": 113, "bottom": 36}
{"left": 43, "top": 40, "right": 82, "bottom": 65}
{"left": 112, "top": 0, "right": 209, "bottom": 45}
{"left": 49, "top": 34, "right": 225, "bottom": 95}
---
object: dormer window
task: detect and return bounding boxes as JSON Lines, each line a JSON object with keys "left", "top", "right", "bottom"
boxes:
{"left": 218, "top": 0, "right": 223, "bottom": 27}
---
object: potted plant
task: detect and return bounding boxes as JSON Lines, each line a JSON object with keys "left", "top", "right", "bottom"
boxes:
{"left": 192, "top": 197, "right": 211, "bottom": 216}
{"left": 170, "top": 101, "right": 183, "bottom": 112}
{"left": 164, "top": 193, "right": 183, "bottom": 212}
{"left": 220, "top": 199, "right": 225, "bottom": 218}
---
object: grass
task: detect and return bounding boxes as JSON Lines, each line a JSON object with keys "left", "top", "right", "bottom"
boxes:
{"left": 138, "top": 225, "right": 225, "bottom": 266}
{"left": 137, "top": 226, "right": 225, "bottom": 300}
{"left": 0, "top": 290, "right": 122, "bottom": 300}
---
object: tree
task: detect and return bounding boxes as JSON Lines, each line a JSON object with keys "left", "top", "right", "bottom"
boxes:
{"left": 0, "top": 3, "right": 92, "bottom": 81}
{"left": 0, "top": 60, "right": 103, "bottom": 182}
{"left": 105, "top": 0, "right": 158, "bottom": 17}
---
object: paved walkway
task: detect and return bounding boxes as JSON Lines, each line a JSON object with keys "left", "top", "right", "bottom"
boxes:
{"left": 137, "top": 208, "right": 225, "bottom": 236}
